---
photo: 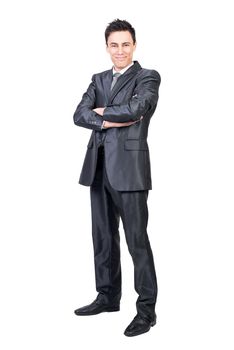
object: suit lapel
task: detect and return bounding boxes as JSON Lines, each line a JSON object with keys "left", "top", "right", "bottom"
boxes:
{"left": 108, "top": 61, "right": 142, "bottom": 104}
{"left": 102, "top": 69, "right": 113, "bottom": 103}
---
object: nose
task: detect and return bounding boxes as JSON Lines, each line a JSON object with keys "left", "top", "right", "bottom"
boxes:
{"left": 117, "top": 46, "right": 123, "bottom": 54}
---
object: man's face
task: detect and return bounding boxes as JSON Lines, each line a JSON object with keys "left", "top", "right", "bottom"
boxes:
{"left": 106, "top": 31, "right": 136, "bottom": 71}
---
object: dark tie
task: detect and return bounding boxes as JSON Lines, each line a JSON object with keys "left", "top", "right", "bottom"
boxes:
{"left": 111, "top": 72, "right": 121, "bottom": 90}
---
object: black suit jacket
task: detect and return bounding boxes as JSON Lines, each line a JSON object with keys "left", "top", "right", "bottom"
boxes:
{"left": 73, "top": 61, "right": 161, "bottom": 191}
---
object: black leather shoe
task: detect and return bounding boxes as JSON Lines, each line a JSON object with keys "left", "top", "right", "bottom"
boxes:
{"left": 74, "top": 299, "right": 120, "bottom": 316}
{"left": 124, "top": 314, "right": 156, "bottom": 337}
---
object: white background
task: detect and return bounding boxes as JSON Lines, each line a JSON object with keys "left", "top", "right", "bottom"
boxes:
{"left": 0, "top": 0, "right": 233, "bottom": 349}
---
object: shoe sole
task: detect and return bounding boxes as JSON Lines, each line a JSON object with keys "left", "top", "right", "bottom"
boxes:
{"left": 74, "top": 306, "right": 120, "bottom": 316}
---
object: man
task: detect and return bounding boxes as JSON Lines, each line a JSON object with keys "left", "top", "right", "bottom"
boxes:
{"left": 73, "top": 19, "right": 161, "bottom": 337}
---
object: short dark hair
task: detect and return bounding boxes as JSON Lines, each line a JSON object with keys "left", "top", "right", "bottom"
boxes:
{"left": 105, "top": 19, "right": 136, "bottom": 45}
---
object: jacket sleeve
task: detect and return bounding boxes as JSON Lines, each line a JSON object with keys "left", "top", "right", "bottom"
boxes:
{"left": 103, "top": 70, "right": 161, "bottom": 123}
{"left": 73, "top": 75, "right": 103, "bottom": 131}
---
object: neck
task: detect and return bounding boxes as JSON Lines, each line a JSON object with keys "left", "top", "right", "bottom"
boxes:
{"left": 113, "top": 61, "right": 133, "bottom": 73}
{"left": 114, "top": 67, "right": 122, "bottom": 72}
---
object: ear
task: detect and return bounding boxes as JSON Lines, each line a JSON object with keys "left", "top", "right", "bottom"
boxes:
{"left": 133, "top": 41, "right": 137, "bottom": 51}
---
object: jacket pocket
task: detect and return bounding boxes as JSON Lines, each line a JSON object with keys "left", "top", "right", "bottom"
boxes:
{"left": 124, "top": 139, "right": 148, "bottom": 151}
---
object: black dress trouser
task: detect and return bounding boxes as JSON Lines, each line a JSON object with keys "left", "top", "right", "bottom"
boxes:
{"left": 90, "top": 146, "right": 158, "bottom": 322}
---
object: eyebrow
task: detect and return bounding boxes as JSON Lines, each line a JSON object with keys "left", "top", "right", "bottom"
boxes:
{"left": 109, "top": 42, "right": 132, "bottom": 45}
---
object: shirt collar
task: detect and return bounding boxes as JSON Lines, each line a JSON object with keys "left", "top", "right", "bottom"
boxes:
{"left": 112, "top": 62, "right": 134, "bottom": 75}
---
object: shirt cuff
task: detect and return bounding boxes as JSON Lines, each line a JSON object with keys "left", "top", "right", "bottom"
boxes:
{"left": 101, "top": 120, "right": 106, "bottom": 129}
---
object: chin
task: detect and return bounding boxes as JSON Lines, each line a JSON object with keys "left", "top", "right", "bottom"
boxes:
{"left": 115, "top": 62, "right": 127, "bottom": 69}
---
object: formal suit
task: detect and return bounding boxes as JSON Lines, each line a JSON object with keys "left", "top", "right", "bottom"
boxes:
{"left": 73, "top": 61, "right": 161, "bottom": 322}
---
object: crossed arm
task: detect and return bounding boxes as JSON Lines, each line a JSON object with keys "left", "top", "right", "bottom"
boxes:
{"left": 73, "top": 79, "right": 139, "bottom": 130}
{"left": 93, "top": 107, "right": 140, "bottom": 129}
{"left": 73, "top": 71, "right": 160, "bottom": 131}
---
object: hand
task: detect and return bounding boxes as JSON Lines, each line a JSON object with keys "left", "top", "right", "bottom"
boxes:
{"left": 103, "top": 119, "right": 142, "bottom": 129}
{"left": 93, "top": 107, "right": 105, "bottom": 116}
